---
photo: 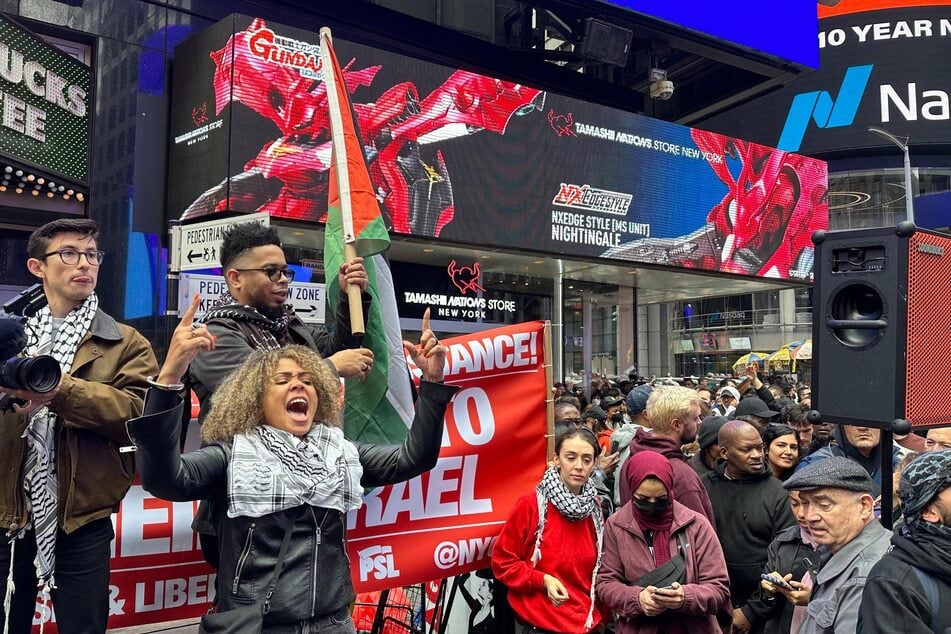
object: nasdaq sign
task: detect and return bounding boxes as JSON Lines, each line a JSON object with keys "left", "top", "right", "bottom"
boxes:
{"left": 778, "top": 65, "right": 874, "bottom": 152}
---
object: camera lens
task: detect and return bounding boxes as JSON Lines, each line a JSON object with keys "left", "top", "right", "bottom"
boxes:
{"left": 0, "top": 355, "right": 62, "bottom": 393}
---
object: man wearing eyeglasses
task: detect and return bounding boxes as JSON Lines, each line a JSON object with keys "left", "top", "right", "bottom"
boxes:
{"left": 0, "top": 218, "right": 157, "bottom": 632}
{"left": 189, "top": 222, "right": 374, "bottom": 423}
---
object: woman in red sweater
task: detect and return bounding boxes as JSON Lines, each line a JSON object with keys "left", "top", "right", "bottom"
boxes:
{"left": 491, "top": 426, "right": 606, "bottom": 633}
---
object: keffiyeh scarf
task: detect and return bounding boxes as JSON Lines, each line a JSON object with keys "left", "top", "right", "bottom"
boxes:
{"left": 899, "top": 449, "right": 951, "bottom": 540}
{"left": 227, "top": 423, "right": 364, "bottom": 518}
{"left": 531, "top": 466, "right": 604, "bottom": 630}
{"left": 204, "top": 290, "right": 291, "bottom": 351}
{"left": 20, "top": 294, "right": 98, "bottom": 588}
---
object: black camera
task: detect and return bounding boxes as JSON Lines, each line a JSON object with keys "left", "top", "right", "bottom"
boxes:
{"left": 0, "top": 284, "right": 61, "bottom": 403}
{"left": 0, "top": 354, "right": 61, "bottom": 394}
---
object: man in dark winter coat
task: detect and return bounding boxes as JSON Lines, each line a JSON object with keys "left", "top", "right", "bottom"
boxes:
{"left": 795, "top": 423, "right": 900, "bottom": 496}
{"left": 190, "top": 223, "right": 373, "bottom": 421}
{"left": 704, "top": 420, "right": 796, "bottom": 633}
{"left": 858, "top": 450, "right": 951, "bottom": 634}
{"left": 618, "top": 386, "right": 717, "bottom": 527}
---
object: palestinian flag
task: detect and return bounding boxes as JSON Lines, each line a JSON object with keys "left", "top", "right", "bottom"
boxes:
{"left": 320, "top": 29, "right": 415, "bottom": 443}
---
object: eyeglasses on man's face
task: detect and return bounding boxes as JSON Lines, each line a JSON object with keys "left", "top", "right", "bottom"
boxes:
{"left": 42, "top": 248, "right": 105, "bottom": 266}
{"left": 234, "top": 266, "right": 296, "bottom": 282}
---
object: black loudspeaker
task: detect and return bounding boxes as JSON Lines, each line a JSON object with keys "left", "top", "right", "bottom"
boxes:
{"left": 580, "top": 19, "right": 632, "bottom": 67}
{"left": 812, "top": 222, "right": 951, "bottom": 429}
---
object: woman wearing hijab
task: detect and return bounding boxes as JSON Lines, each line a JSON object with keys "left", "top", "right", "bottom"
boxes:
{"left": 125, "top": 300, "right": 457, "bottom": 632}
{"left": 491, "top": 426, "right": 606, "bottom": 634}
{"left": 596, "top": 450, "right": 730, "bottom": 634}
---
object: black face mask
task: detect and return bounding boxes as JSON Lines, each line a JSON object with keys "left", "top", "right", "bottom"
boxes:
{"left": 632, "top": 497, "right": 670, "bottom": 516}
{"left": 610, "top": 412, "right": 624, "bottom": 424}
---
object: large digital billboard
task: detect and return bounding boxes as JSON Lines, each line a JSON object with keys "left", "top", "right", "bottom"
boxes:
{"left": 596, "top": 1, "right": 819, "bottom": 68}
{"left": 705, "top": 1, "right": 951, "bottom": 155}
{"left": 168, "top": 15, "right": 827, "bottom": 282}
{"left": 0, "top": 14, "right": 91, "bottom": 185}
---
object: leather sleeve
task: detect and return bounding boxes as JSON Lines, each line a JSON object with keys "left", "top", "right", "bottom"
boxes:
{"left": 356, "top": 381, "right": 458, "bottom": 488}
{"left": 127, "top": 388, "right": 228, "bottom": 502}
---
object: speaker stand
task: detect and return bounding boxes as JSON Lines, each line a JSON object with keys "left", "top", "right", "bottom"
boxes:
{"left": 879, "top": 429, "right": 893, "bottom": 529}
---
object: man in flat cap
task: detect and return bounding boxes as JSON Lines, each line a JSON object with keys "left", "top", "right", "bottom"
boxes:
{"left": 779, "top": 457, "right": 891, "bottom": 634}
{"left": 858, "top": 450, "right": 951, "bottom": 633}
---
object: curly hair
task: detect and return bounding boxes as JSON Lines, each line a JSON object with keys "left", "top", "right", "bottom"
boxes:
{"left": 201, "top": 345, "right": 341, "bottom": 442}
{"left": 219, "top": 222, "right": 281, "bottom": 270}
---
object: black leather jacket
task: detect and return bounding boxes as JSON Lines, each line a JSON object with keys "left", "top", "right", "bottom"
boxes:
{"left": 127, "top": 380, "right": 457, "bottom": 625}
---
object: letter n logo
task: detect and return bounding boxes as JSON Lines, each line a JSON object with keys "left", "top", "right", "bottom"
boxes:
{"left": 777, "top": 65, "right": 874, "bottom": 151}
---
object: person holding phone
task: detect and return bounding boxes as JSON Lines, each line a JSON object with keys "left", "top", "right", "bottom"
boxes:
{"left": 597, "top": 451, "right": 730, "bottom": 633}
{"left": 741, "top": 490, "right": 819, "bottom": 633}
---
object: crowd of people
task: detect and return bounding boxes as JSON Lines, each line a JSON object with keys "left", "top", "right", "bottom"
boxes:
{"left": 492, "top": 370, "right": 951, "bottom": 633}
{"left": 2, "top": 218, "right": 950, "bottom": 634}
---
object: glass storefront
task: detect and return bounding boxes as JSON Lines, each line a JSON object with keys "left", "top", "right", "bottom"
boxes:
{"left": 829, "top": 168, "right": 951, "bottom": 229}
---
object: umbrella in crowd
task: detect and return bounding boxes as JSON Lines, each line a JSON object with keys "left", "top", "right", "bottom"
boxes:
{"left": 732, "top": 352, "right": 770, "bottom": 373}
{"left": 765, "top": 348, "right": 794, "bottom": 371}
{"left": 792, "top": 339, "right": 812, "bottom": 370}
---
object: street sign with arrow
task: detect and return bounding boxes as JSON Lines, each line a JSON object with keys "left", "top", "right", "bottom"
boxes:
{"left": 172, "top": 214, "right": 270, "bottom": 272}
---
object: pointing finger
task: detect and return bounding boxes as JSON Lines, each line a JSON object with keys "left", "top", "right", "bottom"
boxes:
{"left": 421, "top": 307, "right": 431, "bottom": 334}
{"left": 181, "top": 293, "right": 201, "bottom": 328}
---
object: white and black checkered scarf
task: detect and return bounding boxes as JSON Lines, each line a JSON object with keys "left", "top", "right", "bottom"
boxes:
{"left": 204, "top": 289, "right": 292, "bottom": 351}
{"left": 19, "top": 294, "right": 98, "bottom": 589}
{"left": 227, "top": 423, "right": 364, "bottom": 518}
{"left": 531, "top": 466, "right": 604, "bottom": 630}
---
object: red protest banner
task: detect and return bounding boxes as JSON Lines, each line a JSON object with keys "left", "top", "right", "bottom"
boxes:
{"left": 30, "top": 485, "right": 214, "bottom": 632}
{"left": 349, "top": 320, "right": 551, "bottom": 592}
{"left": 29, "top": 321, "right": 550, "bottom": 631}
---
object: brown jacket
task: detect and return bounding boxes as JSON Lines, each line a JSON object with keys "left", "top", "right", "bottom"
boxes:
{"left": 0, "top": 309, "right": 156, "bottom": 534}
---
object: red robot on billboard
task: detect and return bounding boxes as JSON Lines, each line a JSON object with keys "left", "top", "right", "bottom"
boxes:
{"left": 606, "top": 130, "right": 827, "bottom": 279}
{"left": 181, "top": 18, "right": 545, "bottom": 237}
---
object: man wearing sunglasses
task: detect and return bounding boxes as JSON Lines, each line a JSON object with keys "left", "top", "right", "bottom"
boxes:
{"left": 0, "top": 219, "right": 157, "bottom": 632}
{"left": 189, "top": 222, "right": 374, "bottom": 423}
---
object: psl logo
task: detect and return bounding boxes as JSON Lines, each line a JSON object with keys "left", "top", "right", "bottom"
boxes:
{"left": 357, "top": 545, "right": 400, "bottom": 582}
{"left": 777, "top": 65, "right": 873, "bottom": 151}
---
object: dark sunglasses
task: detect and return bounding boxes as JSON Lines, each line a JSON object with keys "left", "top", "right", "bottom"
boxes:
{"left": 234, "top": 266, "right": 296, "bottom": 282}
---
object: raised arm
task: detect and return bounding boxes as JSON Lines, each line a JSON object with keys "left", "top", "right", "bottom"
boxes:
{"left": 128, "top": 294, "right": 226, "bottom": 501}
